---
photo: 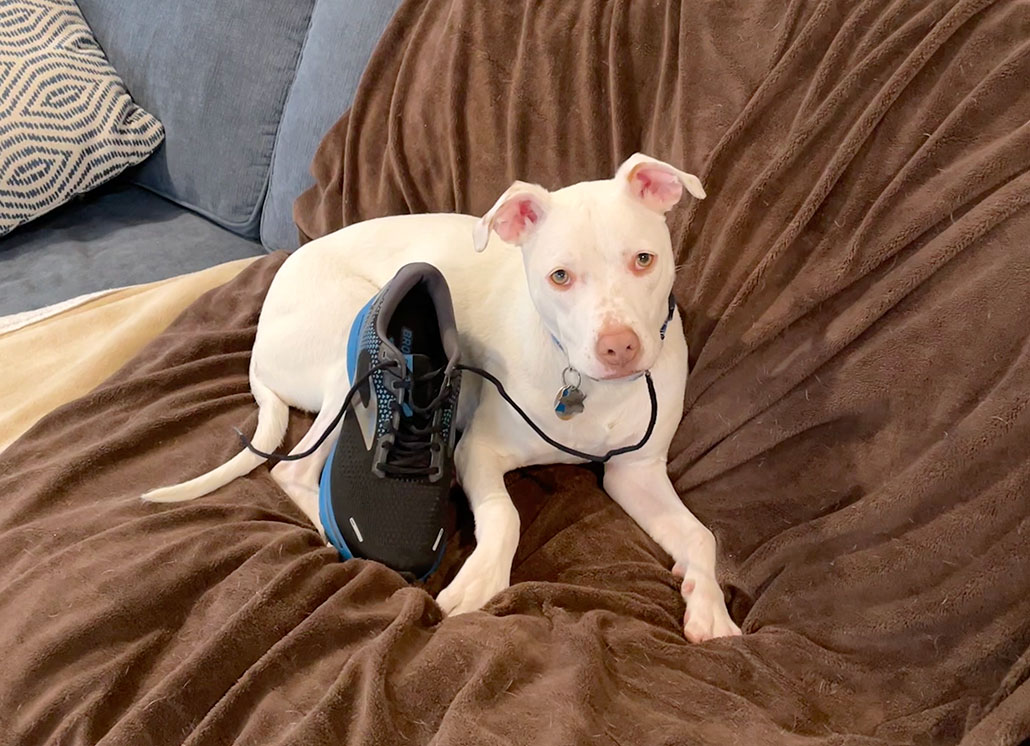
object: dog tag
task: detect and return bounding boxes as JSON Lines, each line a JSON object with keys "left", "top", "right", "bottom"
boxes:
{"left": 554, "top": 385, "right": 586, "bottom": 420}
{"left": 554, "top": 366, "right": 586, "bottom": 420}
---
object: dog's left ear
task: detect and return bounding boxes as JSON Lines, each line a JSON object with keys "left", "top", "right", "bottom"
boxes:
{"left": 473, "top": 181, "right": 551, "bottom": 252}
{"left": 616, "top": 153, "right": 706, "bottom": 213}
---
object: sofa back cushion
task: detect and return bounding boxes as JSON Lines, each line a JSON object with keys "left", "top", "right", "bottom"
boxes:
{"left": 259, "top": 0, "right": 401, "bottom": 251}
{"left": 76, "top": 0, "right": 316, "bottom": 238}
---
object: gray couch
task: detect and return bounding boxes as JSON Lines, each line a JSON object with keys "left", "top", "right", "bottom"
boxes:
{"left": 0, "top": 0, "right": 402, "bottom": 316}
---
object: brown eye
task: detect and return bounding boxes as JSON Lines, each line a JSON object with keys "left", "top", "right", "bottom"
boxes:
{"left": 550, "top": 269, "right": 572, "bottom": 287}
{"left": 635, "top": 252, "right": 655, "bottom": 269}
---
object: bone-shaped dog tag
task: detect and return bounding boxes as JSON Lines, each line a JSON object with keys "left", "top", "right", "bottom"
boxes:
{"left": 554, "top": 384, "right": 586, "bottom": 420}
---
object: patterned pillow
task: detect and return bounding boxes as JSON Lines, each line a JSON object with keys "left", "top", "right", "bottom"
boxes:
{"left": 0, "top": 0, "right": 164, "bottom": 237}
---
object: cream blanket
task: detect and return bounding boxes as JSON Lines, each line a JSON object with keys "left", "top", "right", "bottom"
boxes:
{"left": 0, "top": 258, "right": 257, "bottom": 452}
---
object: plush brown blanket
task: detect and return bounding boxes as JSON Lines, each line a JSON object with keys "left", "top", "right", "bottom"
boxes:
{"left": 3, "top": 0, "right": 1029, "bottom": 744}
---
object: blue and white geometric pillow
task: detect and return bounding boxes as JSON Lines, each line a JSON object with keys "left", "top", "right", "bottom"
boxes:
{"left": 0, "top": 0, "right": 164, "bottom": 237}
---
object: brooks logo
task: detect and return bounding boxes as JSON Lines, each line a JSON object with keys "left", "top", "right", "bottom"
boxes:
{"left": 400, "top": 327, "right": 414, "bottom": 355}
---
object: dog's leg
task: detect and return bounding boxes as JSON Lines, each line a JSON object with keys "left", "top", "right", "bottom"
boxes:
{"left": 437, "top": 436, "right": 519, "bottom": 616}
{"left": 603, "top": 457, "right": 741, "bottom": 642}
{"left": 270, "top": 368, "right": 351, "bottom": 538}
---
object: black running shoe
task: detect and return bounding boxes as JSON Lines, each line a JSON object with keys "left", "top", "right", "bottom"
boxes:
{"left": 318, "top": 263, "right": 461, "bottom": 580}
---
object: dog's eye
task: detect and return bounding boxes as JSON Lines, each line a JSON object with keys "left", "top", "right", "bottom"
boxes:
{"left": 550, "top": 269, "right": 572, "bottom": 287}
{"left": 635, "top": 253, "right": 655, "bottom": 269}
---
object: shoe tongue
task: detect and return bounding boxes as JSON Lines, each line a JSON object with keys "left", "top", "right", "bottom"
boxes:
{"left": 406, "top": 353, "right": 433, "bottom": 376}
{"left": 405, "top": 354, "right": 438, "bottom": 411}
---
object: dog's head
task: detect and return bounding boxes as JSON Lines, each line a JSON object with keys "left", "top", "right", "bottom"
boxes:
{"left": 473, "top": 153, "right": 705, "bottom": 381}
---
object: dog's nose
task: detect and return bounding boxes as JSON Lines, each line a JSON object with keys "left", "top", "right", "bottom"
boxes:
{"left": 595, "top": 326, "right": 640, "bottom": 369}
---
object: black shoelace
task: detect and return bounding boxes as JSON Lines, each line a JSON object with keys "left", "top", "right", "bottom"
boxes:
{"left": 377, "top": 369, "right": 451, "bottom": 478}
{"left": 454, "top": 364, "right": 657, "bottom": 464}
{"left": 237, "top": 360, "right": 657, "bottom": 466}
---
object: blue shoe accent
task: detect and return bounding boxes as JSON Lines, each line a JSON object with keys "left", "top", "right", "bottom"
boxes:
{"left": 320, "top": 295, "right": 374, "bottom": 560}
{"left": 318, "top": 440, "right": 353, "bottom": 561}
{"left": 346, "top": 295, "right": 376, "bottom": 382}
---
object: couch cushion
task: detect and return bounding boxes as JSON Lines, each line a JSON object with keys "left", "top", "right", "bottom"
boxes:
{"left": 0, "top": 0, "right": 164, "bottom": 237}
{"left": 75, "top": 0, "right": 317, "bottom": 238}
{"left": 0, "top": 184, "right": 264, "bottom": 315}
{"left": 259, "top": 0, "right": 401, "bottom": 251}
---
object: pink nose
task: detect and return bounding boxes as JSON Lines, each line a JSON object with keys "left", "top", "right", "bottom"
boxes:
{"left": 595, "top": 326, "right": 641, "bottom": 369}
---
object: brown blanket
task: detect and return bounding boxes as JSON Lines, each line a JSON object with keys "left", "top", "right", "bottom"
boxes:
{"left": 3, "top": 0, "right": 1029, "bottom": 744}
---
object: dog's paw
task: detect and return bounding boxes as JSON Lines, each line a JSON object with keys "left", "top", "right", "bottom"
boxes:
{"left": 673, "top": 562, "right": 741, "bottom": 643}
{"left": 437, "top": 553, "right": 510, "bottom": 616}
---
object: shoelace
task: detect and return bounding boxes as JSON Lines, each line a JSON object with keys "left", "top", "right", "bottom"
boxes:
{"left": 454, "top": 364, "right": 657, "bottom": 463}
{"left": 237, "top": 360, "right": 657, "bottom": 466}
{"left": 378, "top": 368, "right": 451, "bottom": 478}
{"left": 235, "top": 360, "right": 393, "bottom": 463}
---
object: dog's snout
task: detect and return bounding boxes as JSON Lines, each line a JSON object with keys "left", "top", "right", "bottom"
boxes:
{"left": 595, "top": 326, "right": 640, "bottom": 369}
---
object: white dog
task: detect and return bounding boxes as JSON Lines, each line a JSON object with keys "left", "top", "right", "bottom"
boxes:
{"left": 144, "top": 153, "right": 741, "bottom": 642}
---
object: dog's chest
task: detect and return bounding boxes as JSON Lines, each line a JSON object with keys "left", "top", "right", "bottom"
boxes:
{"left": 571, "top": 383, "right": 651, "bottom": 437}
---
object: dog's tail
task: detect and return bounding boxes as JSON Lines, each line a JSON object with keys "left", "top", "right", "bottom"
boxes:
{"left": 141, "top": 373, "right": 289, "bottom": 503}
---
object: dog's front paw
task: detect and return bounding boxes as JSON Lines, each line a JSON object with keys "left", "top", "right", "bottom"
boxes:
{"left": 437, "top": 552, "right": 510, "bottom": 616}
{"left": 673, "top": 562, "right": 741, "bottom": 643}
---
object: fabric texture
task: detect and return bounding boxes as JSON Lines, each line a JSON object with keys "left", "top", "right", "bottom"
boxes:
{"left": 0, "top": 184, "right": 264, "bottom": 315}
{"left": 1, "top": 1, "right": 1029, "bottom": 745}
{"left": 0, "top": 0, "right": 163, "bottom": 237}
{"left": 75, "top": 0, "right": 316, "bottom": 237}
{"left": 260, "top": 0, "right": 402, "bottom": 251}
{"left": 0, "top": 257, "right": 256, "bottom": 453}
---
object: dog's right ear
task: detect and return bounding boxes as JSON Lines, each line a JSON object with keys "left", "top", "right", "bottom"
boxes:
{"left": 615, "top": 153, "right": 706, "bottom": 214}
{"left": 473, "top": 181, "right": 551, "bottom": 252}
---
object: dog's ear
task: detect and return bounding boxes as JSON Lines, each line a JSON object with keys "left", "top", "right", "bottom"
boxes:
{"left": 615, "top": 153, "right": 706, "bottom": 213}
{"left": 473, "top": 181, "right": 551, "bottom": 252}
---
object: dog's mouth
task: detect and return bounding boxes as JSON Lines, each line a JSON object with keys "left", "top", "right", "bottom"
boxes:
{"left": 595, "top": 366, "right": 646, "bottom": 382}
{"left": 594, "top": 352, "right": 656, "bottom": 382}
